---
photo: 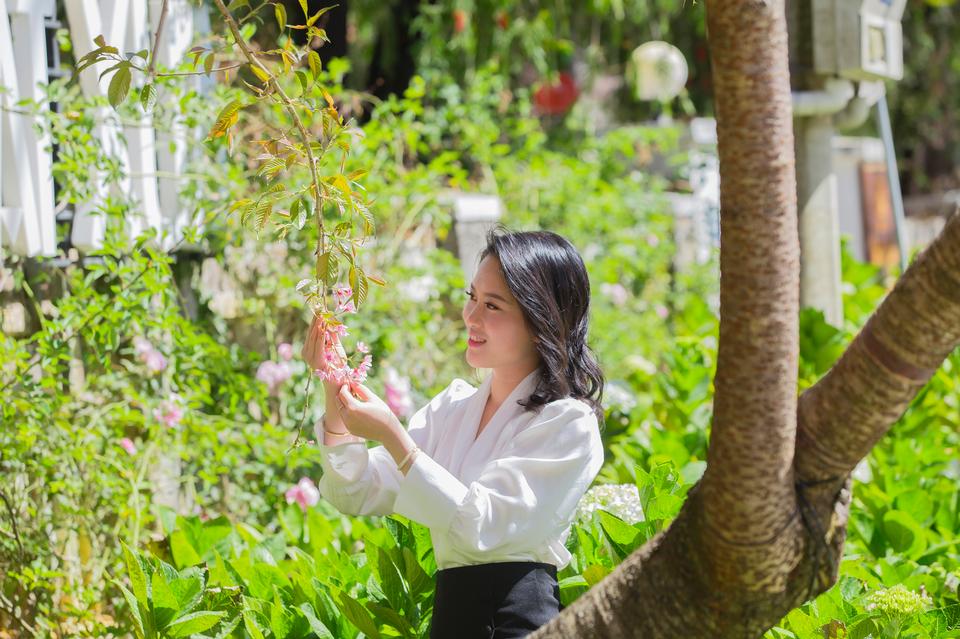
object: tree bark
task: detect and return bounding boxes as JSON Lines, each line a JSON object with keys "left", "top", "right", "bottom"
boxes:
{"left": 526, "top": 0, "right": 960, "bottom": 636}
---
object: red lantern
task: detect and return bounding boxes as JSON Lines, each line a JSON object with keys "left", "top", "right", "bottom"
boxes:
{"left": 533, "top": 71, "right": 579, "bottom": 115}
{"left": 453, "top": 9, "right": 468, "bottom": 34}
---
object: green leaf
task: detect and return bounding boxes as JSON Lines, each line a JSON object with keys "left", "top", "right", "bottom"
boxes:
{"left": 151, "top": 568, "right": 180, "bottom": 628}
{"left": 882, "top": 509, "right": 927, "bottom": 557}
{"left": 243, "top": 609, "right": 266, "bottom": 639}
{"left": 108, "top": 66, "right": 132, "bottom": 108}
{"left": 258, "top": 158, "right": 285, "bottom": 178}
{"left": 169, "top": 566, "right": 206, "bottom": 616}
{"left": 371, "top": 543, "right": 406, "bottom": 612}
{"left": 349, "top": 266, "right": 368, "bottom": 306}
{"left": 208, "top": 99, "right": 244, "bottom": 139}
{"left": 251, "top": 64, "right": 271, "bottom": 84}
{"left": 401, "top": 546, "right": 431, "bottom": 600}
{"left": 170, "top": 529, "right": 202, "bottom": 568}
{"left": 307, "top": 6, "right": 334, "bottom": 26}
{"left": 597, "top": 510, "right": 641, "bottom": 548}
{"left": 308, "top": 50, "right": 321, "bottom": 79}
{"left": 121, "top": 541, "right": 150, "bottom": 605}
{"left": 165, "top": 611, "right": 226, "bottom": 637}
{"left": 298, "top": 0, "right": 308, "bottom": 21}
{"left": 140, "top": 83, "right": 156, "bottom": 112}
{"left": 274, "top": 3, "right": 287, "bottom": 29}
{"left": 255, "top": 201, "right": 273, "bottom": 230}
{"left": 298, "top": 603, "right": 334, "bottom": 639}
{"left": 114, "top": 580, "right": 145, "bottom": 639}
{"left": 338, "top": 592, "right": 382, "bottom": 639}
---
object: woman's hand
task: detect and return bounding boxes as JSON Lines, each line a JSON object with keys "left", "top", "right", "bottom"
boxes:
{"left": 336, "top": 383, "right": 402, "bottom": 443}
{"left": 302, "top": 316, "right": 345, "bottom": 379}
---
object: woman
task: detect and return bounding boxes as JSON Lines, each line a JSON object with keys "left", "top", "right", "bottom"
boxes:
{"left": 303, "top": 229, "right": 605, "bottom": 638}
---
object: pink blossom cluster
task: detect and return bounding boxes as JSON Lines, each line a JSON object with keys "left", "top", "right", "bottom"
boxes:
{"left": 311, "top": 316, "right": 373, "bottom": 386}
{"left": 256, "top": 342, "right": 295, "bottom": 396}
{"left": 334, "top": 286, "right": 356, "bottom": 314}
{"left": 285, "top": 477, "right": 320, "bottom": 512}
{"left": 315, "top": 352, "right": 373, "bottom": 386}
{"left": 600, "top": 283, "right": 629, "bottom": 307}
{"left": 118, "top": 437, "right": 137, "bottom": 455}
{"left": 153, "top": 394, "right": 184, "bottom": 428}
{"left": 383, "top": 366, "right": 414, "bottom": 418}
{"left": 133, "top": 336, "right": 167, "bottom": 373}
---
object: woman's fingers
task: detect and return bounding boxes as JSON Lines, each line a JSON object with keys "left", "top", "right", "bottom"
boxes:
{"left": 338, "top": 384, "right": 356, "bottom": 410}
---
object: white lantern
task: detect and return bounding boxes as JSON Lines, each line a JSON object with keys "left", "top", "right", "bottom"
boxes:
{"left": 628, "top": 41, "right": 689, "bottom": 102}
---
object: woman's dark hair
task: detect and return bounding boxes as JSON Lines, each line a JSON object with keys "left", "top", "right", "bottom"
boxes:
{"left": 479, "top": 227, "right": 605, "bottom": 422}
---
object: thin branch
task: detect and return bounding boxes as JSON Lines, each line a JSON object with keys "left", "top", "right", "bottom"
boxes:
{"left": 157, "top": 62, "right": 244, "bottom": 77}
{"left": 146, "top": 0, "right": 171, "bottom": 79}
{"left": 0, "top": 489, "right": 24, "bottom": 562}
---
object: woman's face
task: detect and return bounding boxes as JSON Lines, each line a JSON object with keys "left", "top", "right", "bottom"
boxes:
{"left": 462, "top": 256, "right": 541, "bottom": 374}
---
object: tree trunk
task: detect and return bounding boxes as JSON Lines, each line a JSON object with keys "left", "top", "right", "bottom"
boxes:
{"left": 527, "top": 0, "right": 960, "bottom": 634}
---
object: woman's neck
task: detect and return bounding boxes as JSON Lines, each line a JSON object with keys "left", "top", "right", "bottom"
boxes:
{"left": 488, "top": 363, "right": 540, "bottom": 407}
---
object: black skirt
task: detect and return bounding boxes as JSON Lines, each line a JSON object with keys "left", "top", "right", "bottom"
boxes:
{"left": 430, "top": 561, "right": 562, "bottom": 639}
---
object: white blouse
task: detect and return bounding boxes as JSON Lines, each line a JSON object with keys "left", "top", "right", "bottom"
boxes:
{"left": 315, "top": 368, "right": 605, "bottom": 571}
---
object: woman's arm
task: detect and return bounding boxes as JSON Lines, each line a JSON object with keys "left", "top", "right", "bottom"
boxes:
{"left": 320, "top": 380, "right": 365, "bottom": 445}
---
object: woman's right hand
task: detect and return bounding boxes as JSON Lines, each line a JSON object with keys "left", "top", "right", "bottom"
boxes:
{"left": 301, "top": 316, "right": 346, "bottom": 379}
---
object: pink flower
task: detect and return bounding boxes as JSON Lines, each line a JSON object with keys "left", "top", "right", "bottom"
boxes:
{"left": 384, "top": 367, "right": 414, "bottom": 418}
{"left": 334, "top": 286, "right": 356, "bottom": 314}
{"left": 119, "top": 437, "right": 137, "bottom": 455}
{"left": 356, "top": 341, "right": 370, "bottom": 354}
{"left": 278, "top": 342, "right": 294, "bottom": 361}
{"left": 655, "top": 304, "right": 669, "bottom": 319}
{"left": 154, "top": 395, "right": 184, "bottom": 428}
{"left": 133, "top": 336, "right": 154, "bottom": 356}
{"left": 256, "top": 360, "right": 293, "bottom": 396}
{"left": 334, "top": 286, "right": 352, "bottom": 303}
{"left": 601, "top": 283, "right": 629, "bottom": 307}
{"left": 134, "top": 335, "right": 167, "bottom": 373}
{"left": 285, "top": 477, "right": 320, "bottom": 512}
{"left": 143, "top": 349, "right": 167, "bottom": 373}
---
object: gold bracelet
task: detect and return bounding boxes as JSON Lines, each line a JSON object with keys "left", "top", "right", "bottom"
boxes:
{"left": 318, "top": 414, "right": 350, "bottom": 436}
{"left": 397, "top": 446, "right": 420, "bottom": 471}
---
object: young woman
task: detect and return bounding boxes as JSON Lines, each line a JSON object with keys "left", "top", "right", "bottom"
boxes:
{"left": 302, "top": 229, "right": 605, "bottom": 638}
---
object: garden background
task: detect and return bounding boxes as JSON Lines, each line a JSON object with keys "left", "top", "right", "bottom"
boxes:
{"left": 1, "top": 0, "right": 959, "bottom": 637}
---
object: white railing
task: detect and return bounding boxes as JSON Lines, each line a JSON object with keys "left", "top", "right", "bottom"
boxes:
{"left": 0, "top": 0, "right": 201, "bottom": 257}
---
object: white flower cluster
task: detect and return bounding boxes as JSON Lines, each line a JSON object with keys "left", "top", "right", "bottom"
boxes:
{"left": 574, "top": 483, "right": 644, "bottom": 526}
{"left": 603, "top": 381, "right": 637, "bottom": 414}
{"left": 865, "top": 584, "right": 932, "bottom": 618}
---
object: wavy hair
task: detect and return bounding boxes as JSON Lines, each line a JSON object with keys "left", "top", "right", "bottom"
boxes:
{"left": 479, "top": 228, "right": 605, "bottom": 422}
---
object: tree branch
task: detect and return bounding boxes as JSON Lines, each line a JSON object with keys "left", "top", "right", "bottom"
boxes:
{"left": 795, "top": 210, "right": 960, "bottom": 483}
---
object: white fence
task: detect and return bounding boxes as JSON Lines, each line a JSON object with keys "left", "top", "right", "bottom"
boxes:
{"left": 0, "top": 0, "right": 201, "bottom": 257}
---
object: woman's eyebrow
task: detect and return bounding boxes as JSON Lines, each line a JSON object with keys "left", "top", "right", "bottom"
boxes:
{"left": 469, "top": 285, "right": 511, "bottom": 304}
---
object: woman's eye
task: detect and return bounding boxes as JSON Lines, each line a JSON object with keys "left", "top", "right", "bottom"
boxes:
{"left": 485, "top": 303, "right": 498, "bottom": 310}
{"left": 465, "top": 289, "right": 475, "bottom": 300}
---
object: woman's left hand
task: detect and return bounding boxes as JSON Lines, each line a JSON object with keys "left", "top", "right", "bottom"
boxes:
{"left": 337, "top": 383, "right": 402, "bottom": 442}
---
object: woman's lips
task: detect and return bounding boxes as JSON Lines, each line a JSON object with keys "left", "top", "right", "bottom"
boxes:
{"left": 468, "top": 336, "right": 486, "bottom": 348}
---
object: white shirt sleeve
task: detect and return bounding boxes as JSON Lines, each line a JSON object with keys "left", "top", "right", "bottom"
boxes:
{"left": 314, "top": 380, "right": 461, "bottom": 517}
{"left": 393, "top": 398, "right": 604, "bottom": 560}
